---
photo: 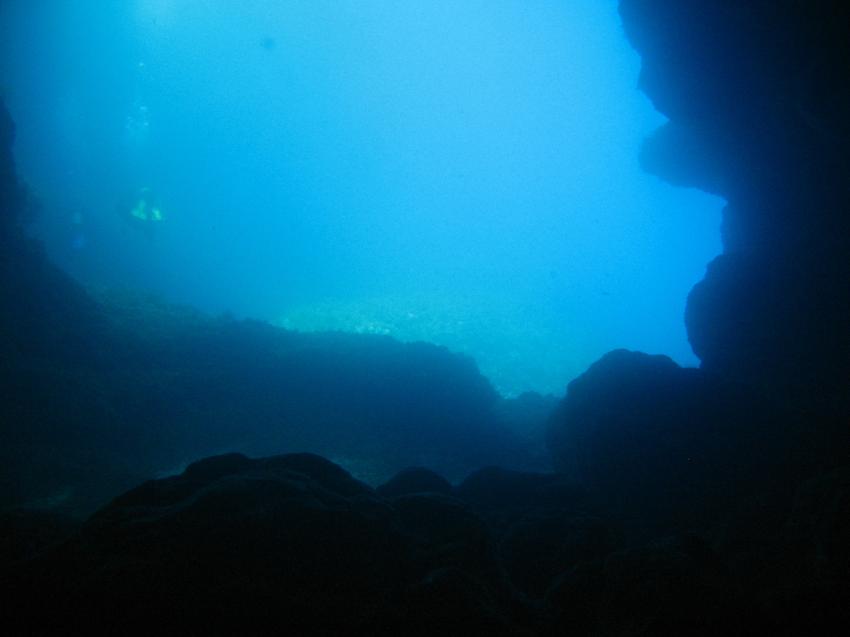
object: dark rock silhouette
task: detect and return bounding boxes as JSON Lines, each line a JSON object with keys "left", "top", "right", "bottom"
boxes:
{"left": 546, "top": 349, "right": 812, "bottom": 536}
{"left": 621, "top": 0, "right": 850, "bottom": 415}
{"left": 1, "top": 454, "right": 531, "bottom": 635}
{"left": 9, "top": 447, "right": 847, "bottom": 635}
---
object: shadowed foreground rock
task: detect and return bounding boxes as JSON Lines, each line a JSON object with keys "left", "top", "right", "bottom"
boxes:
{"left": 547, "top": 350, "right": 830, "bottom": 537}
{"left": 545, "top": 349, "right": 850, "bottom": 634}
{"left": 2, "top": 453, "right": 529, "bottom": 636}
{"left": 5, "top": 450, "right": 850, "bottom": 635}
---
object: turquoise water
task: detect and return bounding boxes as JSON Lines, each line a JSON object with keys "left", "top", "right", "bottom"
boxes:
{"left": 0, "top": 1, "right": 722, "bottom": 396}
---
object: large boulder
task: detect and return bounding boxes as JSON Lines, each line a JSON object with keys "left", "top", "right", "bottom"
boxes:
{"left": 546, "top": 350, "right": 811, "bottom": 535}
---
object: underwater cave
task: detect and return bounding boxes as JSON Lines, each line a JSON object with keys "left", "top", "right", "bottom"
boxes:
{"left": 1, "top": 0, "right": 723, "bottom": 397}
{"left": 1, "top": 1, "right": 849, "bottom": 635}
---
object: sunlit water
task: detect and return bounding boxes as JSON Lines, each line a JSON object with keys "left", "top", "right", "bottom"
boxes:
{"left": 0, "top": 1, "right": 722, "bottom": 396}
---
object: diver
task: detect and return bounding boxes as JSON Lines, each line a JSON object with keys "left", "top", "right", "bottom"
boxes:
{"left": 123, "top": 186, "right": 164, "bottom": 241}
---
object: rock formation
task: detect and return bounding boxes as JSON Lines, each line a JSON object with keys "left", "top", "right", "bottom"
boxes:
{"left": 621, "top": 0, "right": 850, "bottom": 414}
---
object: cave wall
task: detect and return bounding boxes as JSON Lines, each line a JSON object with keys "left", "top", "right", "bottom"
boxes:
{"left": 619, "top": 0, "right": 850, "bottom": 413}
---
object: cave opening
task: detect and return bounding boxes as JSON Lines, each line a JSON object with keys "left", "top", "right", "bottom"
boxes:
{"left": 0, "top": 0, "right": 724, "bottom": 396}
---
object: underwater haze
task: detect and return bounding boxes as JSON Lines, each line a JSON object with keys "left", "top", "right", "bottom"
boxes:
{"left": 0, "top": 0, "right": 722, "bottom": 396}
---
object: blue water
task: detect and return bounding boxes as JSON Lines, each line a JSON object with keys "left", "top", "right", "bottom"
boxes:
{"left": 0, "top": 0, "right": 722, "bottom": 396}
